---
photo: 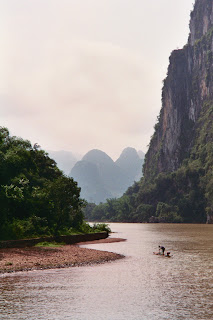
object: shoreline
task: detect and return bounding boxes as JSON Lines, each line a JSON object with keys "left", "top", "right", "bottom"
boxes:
{"left": 0, "top": 238, "right": 126, "bottom": 274}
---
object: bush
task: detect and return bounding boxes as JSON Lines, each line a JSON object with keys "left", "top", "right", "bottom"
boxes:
{"left": 92, "top": 223, "right": 111, "bottom": 233}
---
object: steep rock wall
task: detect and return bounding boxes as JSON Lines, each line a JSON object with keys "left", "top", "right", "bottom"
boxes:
{"left": 143, "top": 0, "right": 213, "bottom": 180}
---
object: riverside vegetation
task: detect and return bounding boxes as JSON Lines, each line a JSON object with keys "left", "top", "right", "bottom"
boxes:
{"left": 0, "top": 127, "right": 109, "bottom": 241}
{"left": 84, "top": 0, "right": 213, "bottom": 224}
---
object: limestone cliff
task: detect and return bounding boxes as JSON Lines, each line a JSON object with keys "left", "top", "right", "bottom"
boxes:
{"left": 141, "top": 0, "right": 213, "bottom": 223}
{"left": 144, "top": 0, "right": 213, "bottom": 179}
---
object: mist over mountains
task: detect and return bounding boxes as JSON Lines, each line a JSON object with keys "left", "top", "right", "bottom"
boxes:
{"left": 47, "top": 150, "right": 81, "bottom": 175}
{"left": 70, "top": 147, "right": 144, "bottom": 204}
{"left": 115, "top": 148, "right": 144, "bottom": 182}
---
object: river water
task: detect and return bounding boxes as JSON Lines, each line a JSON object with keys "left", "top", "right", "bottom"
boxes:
{"left": 0, "top": 223, "right": 213, "bottom": 320}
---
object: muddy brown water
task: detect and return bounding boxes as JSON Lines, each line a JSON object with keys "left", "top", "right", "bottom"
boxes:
{"left": 0, "top": 223, "right": 213, "bottom": 320}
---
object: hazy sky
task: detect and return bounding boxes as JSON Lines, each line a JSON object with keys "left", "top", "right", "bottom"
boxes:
{"left": 0, "top": 0, "right": 195, "bottom": 160}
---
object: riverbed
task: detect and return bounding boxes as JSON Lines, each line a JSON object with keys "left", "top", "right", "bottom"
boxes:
{"left": 0, "top": 223, "right": 213, "bottom": 319}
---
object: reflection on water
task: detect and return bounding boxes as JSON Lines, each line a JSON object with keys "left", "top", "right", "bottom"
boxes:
{"left": 0, "top": 223, "right": 213, "bottom": 320}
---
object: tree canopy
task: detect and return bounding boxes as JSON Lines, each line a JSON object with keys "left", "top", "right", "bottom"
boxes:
{"left": 0, "top": 127, "right": 85, "bottom": 240}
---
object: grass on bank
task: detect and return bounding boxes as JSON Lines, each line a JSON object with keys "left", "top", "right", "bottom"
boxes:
{"left": 35, "top": 241, "right": 66, "bottom": 247}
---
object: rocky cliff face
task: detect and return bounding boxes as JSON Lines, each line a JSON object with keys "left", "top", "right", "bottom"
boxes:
{"left": 143, "top": 0, "right": 213, "bottom": 179}
{"left": 189, "top": 0, "right": 213, "bottom": 46}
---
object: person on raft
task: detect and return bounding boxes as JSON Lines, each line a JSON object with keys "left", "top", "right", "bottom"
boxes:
{"left": 159, "top": 246, "right": 165, "bottom": 255}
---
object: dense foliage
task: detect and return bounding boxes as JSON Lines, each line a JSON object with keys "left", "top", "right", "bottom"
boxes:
{"left": 0, "top": 127, "right": 86, "bottom": 240}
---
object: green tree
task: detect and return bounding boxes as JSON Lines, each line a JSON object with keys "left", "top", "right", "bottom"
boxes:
{"left": 0, "top": 127, "right": 86, "bottom": 240}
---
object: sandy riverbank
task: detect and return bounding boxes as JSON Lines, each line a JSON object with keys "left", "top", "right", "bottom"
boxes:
{"left": 0, "top": 238, "right": 126, "bottom": 274}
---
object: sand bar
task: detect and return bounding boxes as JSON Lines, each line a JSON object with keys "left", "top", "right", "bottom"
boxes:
{"left": 0, "top": 238, "right": 126, "bottom": 274}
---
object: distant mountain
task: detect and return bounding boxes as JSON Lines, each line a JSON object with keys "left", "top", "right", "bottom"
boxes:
{"left": 116, "top": 147, "right": 143, "bottom": 183}
{"left": 70, "top": 148, "right": 144, "bottom": 204}
{"left": 137, "top": 150, "right": 145, "bottom": 159}
{"left": 47, "top": 150, "right": 79, "bottom": 175}
{"left": 71, "top": 159, "right": 112, "bottom": 203}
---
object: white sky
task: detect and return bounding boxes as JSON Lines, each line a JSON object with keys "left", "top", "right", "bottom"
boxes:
{"left": 0, "top": 0, "right": 195, "bottom": 160}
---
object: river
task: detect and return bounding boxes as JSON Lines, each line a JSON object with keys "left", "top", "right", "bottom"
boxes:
{"left": 0, "top": 223, "right": 213, "bottom": 320}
